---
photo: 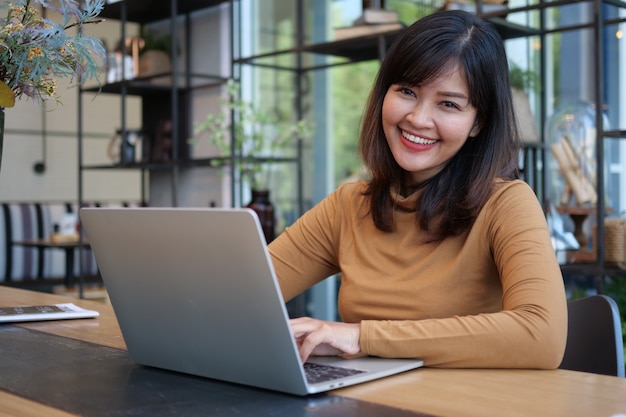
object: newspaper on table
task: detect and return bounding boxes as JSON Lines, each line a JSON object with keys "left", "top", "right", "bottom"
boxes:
{"left": 0, "top": 303, "right": 99, "bottom": 323}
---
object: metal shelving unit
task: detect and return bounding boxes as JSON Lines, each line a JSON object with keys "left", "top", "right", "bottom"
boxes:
{"left": 78, "top": 0, "right": 230, "bottom": 208}
{"left": 459, "top": 0, "right": 626, "bottom": 290}
{"left": 75, "top": 0, "right": 230, "bottom": 297}
{"left": 553, "top": 0, "right": 626, "bottom": 290}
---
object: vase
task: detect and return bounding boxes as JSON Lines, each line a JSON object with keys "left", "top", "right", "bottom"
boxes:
{"left": 138, "top": 50, "right": 172, "bottom": 78}
{"left": 247, "top": 189, "right": 275, "bottom": 243}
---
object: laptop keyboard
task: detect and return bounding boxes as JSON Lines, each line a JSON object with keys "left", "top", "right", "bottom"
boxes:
{"left": 303, "top": 362, "right": 366, "bottom": 384}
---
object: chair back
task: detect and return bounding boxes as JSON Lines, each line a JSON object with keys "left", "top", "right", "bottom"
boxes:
{"left": 559, "top": 295, "right": 625, "bottom": 377}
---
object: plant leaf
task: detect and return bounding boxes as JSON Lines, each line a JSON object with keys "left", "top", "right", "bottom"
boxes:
{"left": 0, "top": 81, "right": 16, "bottom": 108}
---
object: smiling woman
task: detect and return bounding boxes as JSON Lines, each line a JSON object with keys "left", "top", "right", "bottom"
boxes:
{"left": 268, "top": 10, "right": 568, "bottom": 370}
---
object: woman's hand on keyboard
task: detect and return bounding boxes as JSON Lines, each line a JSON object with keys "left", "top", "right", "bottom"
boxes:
{"left": 290, "top": 317, "right": 361, "bottom": 363}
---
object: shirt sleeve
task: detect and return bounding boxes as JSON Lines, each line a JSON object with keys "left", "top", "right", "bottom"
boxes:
{"left": 359, "top": 182, "right": 568, "bottom": 369}
{"left": 268, "top": 186, "right": 343, "bottom": 302}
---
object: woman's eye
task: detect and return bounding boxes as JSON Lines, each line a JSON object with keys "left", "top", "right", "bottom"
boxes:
{"left": 442, "top": 101, "right": 460, "bottom": 110}
{"left": 398, "top": 87, "right": 416, "bottom": 97}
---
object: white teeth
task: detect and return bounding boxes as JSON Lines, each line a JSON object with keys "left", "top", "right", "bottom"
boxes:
{"left": 402, "top": 130, "right": 437, "bottom": 145}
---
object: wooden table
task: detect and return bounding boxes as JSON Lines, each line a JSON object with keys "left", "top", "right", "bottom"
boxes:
{"left": 1, "top": 286, "right": 626, "bottom": 417}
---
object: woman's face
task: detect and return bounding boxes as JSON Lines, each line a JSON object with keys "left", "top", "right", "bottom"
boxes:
{"left": 381, "top": 65, "right": 480, "bottom": 184}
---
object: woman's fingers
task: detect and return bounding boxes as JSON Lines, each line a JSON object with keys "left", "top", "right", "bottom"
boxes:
{"left": 290, "top": 317, "right": 361, "bottom": 362}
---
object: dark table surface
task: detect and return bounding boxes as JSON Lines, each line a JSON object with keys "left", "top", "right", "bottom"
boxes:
{"left": 0, "top": 325, "right": 430, "bottom": 417}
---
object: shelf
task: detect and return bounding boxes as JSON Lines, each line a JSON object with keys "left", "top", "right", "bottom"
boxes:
{"left": 81, "top": 155, "right": 300, "bottom": 171}
{"left": 604, "top": 0, "right": 626, "bottom": 8}
{"left": 485, "top": 17, "right": 540, "bottom": 40}
{"left": 101, "top": 0, "right": 228, "bottom": 23}
{"left": 303, "top": 28, "right": 404, "bottom": 63}
{"left": 238, "top": 17, "right": 537, "bottom": 68}
{"left": 81, "top": 158, "right": 225, "bottom": 171}
{"left": 561, "top": 263, "right": 626, "bottom": 278}
{"left": 82, "top": 73, "right": 226, "bottom": 96}
{"left": 604, "top": 130, "right": 626, "bottom": 138}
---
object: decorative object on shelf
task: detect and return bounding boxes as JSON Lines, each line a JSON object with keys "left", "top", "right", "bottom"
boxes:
{"left": 557, "top": 206, "right": 597, "bottom": 249}
{"left": 137, "top": 28, "right": 172, "bottom": 78}
{"left": 138, "top": 49, "right": 170, "bottom": 78}
{"left": 593, "top": 218, "right": 626, "bottom": 269}
{"left": 0, "top": 0, "right": 106, "bottom": 171}
{"left": 509, "top": 63, "right": 540, "bottom": 144}
{"left": 334, "top": 6, "right": 404, "bottom": 41}
{"left": 192, "top": 79, "right": 313, "bottom": 191}
{"left": 547, "top": 100, "right": 606, "bottom": 207}
{"left": 353, "top": 7, "right": 399, "bottom": 25}
{"left": 106, "top": 46, "right": 133, "bottom": 83}
{"left": 151, "top": 118, "right": 173, "bottom": 163}
{"left": 126, "top": 37, "right": 142, "bottom": 78}
{"left": 547, "top": 100, "right": 610, "bottom": 248}
{"left": 247, "top": 189, "right": 276, "bottom": 243}
{"left": 50, "top": 213, "right": 79, "bottom": 243}
{"left": 108, "top": 37, "right": 140, "bottom": 82}
{"left": 443, "top": 0, "right": 508, "bottom": 13}
{"left": 107, "top": 129, "right": 146, "bottom": 165}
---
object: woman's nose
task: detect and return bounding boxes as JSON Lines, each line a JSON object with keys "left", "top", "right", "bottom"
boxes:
{"left": 406, "top": 102, "right": 434, "bottom": 127}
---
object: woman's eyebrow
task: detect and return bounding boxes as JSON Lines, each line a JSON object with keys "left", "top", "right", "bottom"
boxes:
{"left": 438, "top": 91, "right": 469, "bottom": 100}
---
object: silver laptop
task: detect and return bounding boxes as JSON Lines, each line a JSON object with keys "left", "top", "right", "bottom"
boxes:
{"left": 79, "top": 207, "right": 423, "bottom": 395}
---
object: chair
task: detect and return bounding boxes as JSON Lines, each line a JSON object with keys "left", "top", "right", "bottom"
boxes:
{"left": 559, "top": 295, "right": 625, "bottom": 377}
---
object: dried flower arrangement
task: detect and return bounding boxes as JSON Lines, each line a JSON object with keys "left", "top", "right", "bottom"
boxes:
{"left": 0, "top": 0, "right": 106, "bottom": 109}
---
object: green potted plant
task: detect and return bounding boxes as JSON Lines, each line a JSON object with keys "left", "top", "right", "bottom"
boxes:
{"left": 193, "top": 79, "right": 313, "bottom": 192}
{"left": 137, "top": 27, "right": 173, "bottom": 78}
{"left": 192, "top": 79, "right": 313, "bottom": 242}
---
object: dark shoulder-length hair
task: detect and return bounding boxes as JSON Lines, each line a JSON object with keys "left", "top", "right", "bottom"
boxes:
{"left": 360, "top": 9, "right": 520, "bottom": 242}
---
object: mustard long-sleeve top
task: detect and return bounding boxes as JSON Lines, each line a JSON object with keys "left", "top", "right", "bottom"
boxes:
{"left": 269, "top": 179, "right": 568, "bottom": 369}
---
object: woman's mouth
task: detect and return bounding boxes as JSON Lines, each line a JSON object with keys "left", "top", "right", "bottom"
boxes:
{"left": 401, "top": 130, "right": 437, "bottom": 145}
